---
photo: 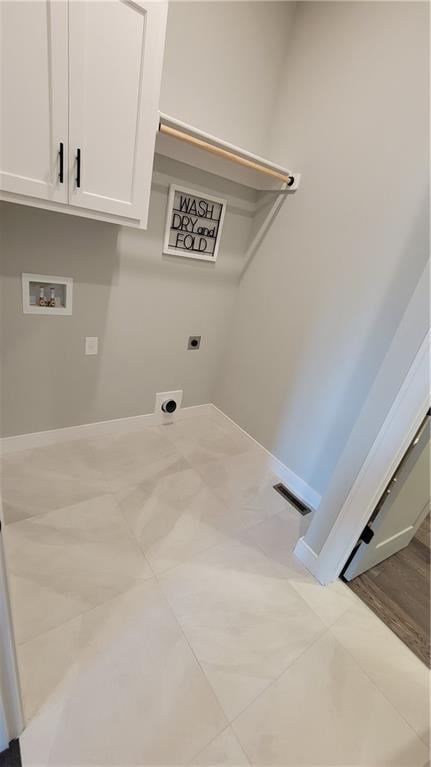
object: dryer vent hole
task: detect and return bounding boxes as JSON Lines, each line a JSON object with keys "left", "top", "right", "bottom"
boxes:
{"left": 161, "top": 399, "right": 177, "bottom": 414}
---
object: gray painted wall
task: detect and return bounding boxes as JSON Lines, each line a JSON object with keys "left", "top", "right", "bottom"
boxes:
{"left": 305, "top": 261, "right": 430, "bottom": 554}
{"left": 0, "top": 156, "right": 256, "bottom": 436}
{"left": 1, "top": 0, "right": 295, "bottom": 438}
{"left": 215, "top": 1, "right": 429, "bottom": 498}
{"left": 160, "top": 2, "right": 295, "bottom": 156}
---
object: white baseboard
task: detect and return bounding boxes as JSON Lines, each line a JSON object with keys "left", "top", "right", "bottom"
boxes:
{"left": 1, "top": 404, "right": 212, "bottom": 455}
{"left": 211, "top": 405, "right": 321, "bottom": 511}
{"left": 294, "top": 537, "right": 321, "bottom": 579}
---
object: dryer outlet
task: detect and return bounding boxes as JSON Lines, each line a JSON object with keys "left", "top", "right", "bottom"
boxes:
{"left": 155, "top": 390, "right": 183, "bottom": 421}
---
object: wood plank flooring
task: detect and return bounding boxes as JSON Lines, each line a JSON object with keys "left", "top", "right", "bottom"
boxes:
{"left": 346, "top": 514, "right": 430, "bottom": 667}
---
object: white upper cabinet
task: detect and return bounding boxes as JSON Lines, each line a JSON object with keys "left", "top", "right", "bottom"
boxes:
{"left": 68, "top": 1, "right": 166, "bottom": 221}
{"left": 0, "top": 0, "right": 167, "bottom": 228}
{"left": 0, "top": 1, "right": 68, "bottom": 202}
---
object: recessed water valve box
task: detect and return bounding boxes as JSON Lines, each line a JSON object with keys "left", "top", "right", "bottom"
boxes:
{"left": 22, "top": 273, "right": 73, "bottom": 316}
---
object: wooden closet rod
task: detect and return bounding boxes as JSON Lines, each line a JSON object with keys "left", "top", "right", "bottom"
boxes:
{"left": 159, "top": 123, "right": 295, "bottom": 186}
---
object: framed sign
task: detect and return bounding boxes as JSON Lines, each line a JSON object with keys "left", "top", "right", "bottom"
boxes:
{"left": 163, "top": 185, "right": 226, "bottom": 262}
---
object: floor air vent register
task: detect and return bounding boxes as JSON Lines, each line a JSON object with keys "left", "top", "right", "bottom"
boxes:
{"left": 273, "top": 483, "right": 312, "bottom": 516}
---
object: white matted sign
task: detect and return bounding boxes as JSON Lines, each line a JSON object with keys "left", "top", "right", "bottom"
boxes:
{"left": 163, "top": 185, "right": 226, "bottom": 262}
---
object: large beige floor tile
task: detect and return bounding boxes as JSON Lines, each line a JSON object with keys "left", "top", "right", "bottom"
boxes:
{"left": 159, "top": 537, "right": 325, "bottom": 720}
{"left": 191, "top": 727, "right": 250, "bottom": 766}
{"left": 233, "top": 631, "right": 428, "bottom": 767}
{"left": 1, "top": 439, "right": 107, "bottom": 524}
{"left": 195, "top": 451, "right": 291, "bottom": 524}
{"left": 9, "top": 416, "right": 429, "bottom": 767}
{"left": 21, "top": 581, "right": 227, "bottom": 766}
{"left": 331, "top": 601, "right": 430, "bottom": 745}
{"left": 163, "top": 414, "right": 255, "bottom": 468}
{"left": 18, "top": 616, "right": 82, "bottom": 721}
{"left": 116, "top": 466, "right": 242, "bottom": 574}
{"left": 88, "top": 425, "right": 187, "bottom": 491}
{"left": 286, "top": 573, "right": 360, "bottom": 627}
{"left": 242, "top": 510, "right": 311, "bottom": 562}
{"left": 243, "top": 513, "right": 359, "bottom": 627}
{"left": 241, "top": 512, "right": 314, "bottom": 581}
{"left": 5, "top": 494, "right": 152, "bottom": 643}
{"left": 20, "top": 692, "right": 67, "bottom": 767}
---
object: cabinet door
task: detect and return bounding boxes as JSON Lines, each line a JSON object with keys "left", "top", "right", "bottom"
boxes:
{"left": 0, "top": 0, "right": 68, "bottom": 202}
{"left": 68, "top": 0, "right": 167, "bottom": 224}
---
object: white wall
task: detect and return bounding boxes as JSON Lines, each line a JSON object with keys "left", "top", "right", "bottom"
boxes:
{"left": 0, "top": 157, "right": 255, "bottom": 436}
{"left": 160, "top": 1, "right": 295, "bottom": 155}
{"left": 215, "top": 1, "right": 429, "bottom": 499}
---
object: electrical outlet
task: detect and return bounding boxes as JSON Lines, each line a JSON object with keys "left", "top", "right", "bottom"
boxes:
{"left": 85, "top": 336, "right": 98, "bottom": 355}
{"left": 187, "top": 336, "right": 201, "bottom": 350}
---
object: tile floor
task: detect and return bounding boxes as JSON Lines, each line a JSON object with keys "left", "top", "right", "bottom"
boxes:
{"left": 1, "top": 409, "right": 429, "bottom": 766}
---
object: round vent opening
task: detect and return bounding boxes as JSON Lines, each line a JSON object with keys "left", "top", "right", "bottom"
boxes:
{"left": 161, "top": 399, "right": 177, "bottom": 414}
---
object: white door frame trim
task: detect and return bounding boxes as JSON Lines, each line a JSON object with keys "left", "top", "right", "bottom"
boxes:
{"left": 295, "top": 329, "right": 430, "bottom": 585}
{"left": 0, "top": 523, "right": 24, "bottom": 751}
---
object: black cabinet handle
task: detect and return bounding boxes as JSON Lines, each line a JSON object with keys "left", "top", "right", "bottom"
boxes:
{"left": 76, "top": 148, "right": 81, "bottom": 188}
{"left": 58, "top": 142, "right": 64, "bottom": 183}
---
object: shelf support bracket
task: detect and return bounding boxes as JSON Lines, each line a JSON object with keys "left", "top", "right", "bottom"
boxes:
{"left": 240, "top": 186, "right": 290, "bottom": 278}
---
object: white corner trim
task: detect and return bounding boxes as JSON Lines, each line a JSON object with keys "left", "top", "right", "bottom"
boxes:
{"left": 211, "top": 404, "right": 321, "bottom": 511}
{"left": 0, "top": 404, "right": 212, "bottom": 455}
{"left": 0, "top": 516, "right": 24, "bottom": 744}
{"left": 293, "top": 537, "right": 319, "bottom": 576}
